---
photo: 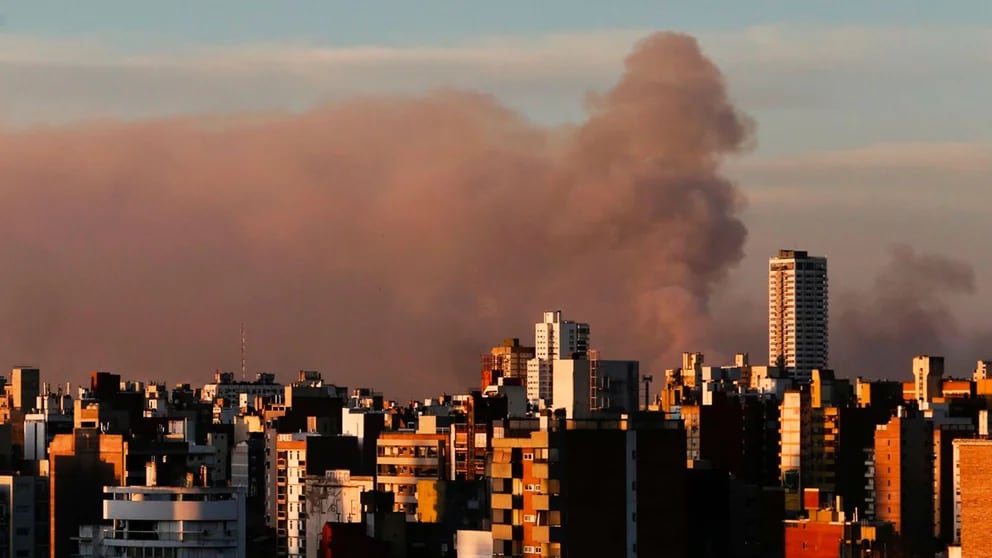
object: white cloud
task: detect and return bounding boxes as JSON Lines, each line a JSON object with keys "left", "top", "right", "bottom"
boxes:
{"left": 733, "top": 142, "right": 992, "bottom": 177}
{"left": 3, "top": 24, "right": 990, "bottom": 146}
{"left": 0, "top": 30, "right": 645, "bottom": 127}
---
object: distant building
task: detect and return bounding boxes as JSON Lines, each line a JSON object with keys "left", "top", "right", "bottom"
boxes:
{"left": 201, "top": 371, "right": 283, "bottom": 407}
{"left": 341, "top": 408, "right": 386, "bottom": 476}
{"left": 768, "top": 250, "right": 828, "bottom": 382}
{"left": 952, "top": 438, "right": 992, "bottom": 554}
{"left": 855, "top": 378, "right": 904, "bottom": 411}
{"left": 375, "top": 429, "right": 448, "bottom": 520}
{"left": 231, "top": 437, "right": 267, "bottom": 535}
{"left": 266, "top": 431, "right": 361, "bottom": 558}
{"left": 912, "top": 355, "right": 944, "bottom": 408}
{"left": 76, "top": 486, "right": 246, "bottom": 558}
{"left": 0, "top": 474, "right": 48, "bottom": 558}
{"left": 934, "top": 421, "right": 974, "bottom": 545}
{"left": 551, "top": 356, "right": 639, "bottom": 419}
{"left": 972, "top": 360, "right": 992, "bottom": 381}
{"left": 449, "top": 392, "right": 508, "bottom": 481}
{"left": 304, "top": 470, "right": 373, "bottom": 558}
{"left": 779, "top": 390, "right": 808, "bottom": 513}
{"left": 482, "top": 338, "right": 535, "bottom": 391}
{"left": 23, "top": 385, "right": 74, "bottom": 462}
{"left": 490, "top": 414, "right": 687, "bottom": 557}
{"left": 9, "top": 368, "right": 40, "bottom": 412}
{"left": 777, "top": 387, "right": 843, "bottom": 513}
{"left": 48, "top": 429, "right": 127, "bottom": 558}
{"left": 873, "top": 409, "right": 933, "bottom": 558}
{"left": 526, "top": 311, "right": 589, "bottom": 406}
{"left": 784, "top": 499, "right": 894, "bottom": 557}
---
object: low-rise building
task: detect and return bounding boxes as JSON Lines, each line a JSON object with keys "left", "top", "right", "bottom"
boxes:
{"left": 303, "top": 470, "right": 373, "bottom": 558}
{"left": 76, "top": 486, "right": 246, "bottom": 558}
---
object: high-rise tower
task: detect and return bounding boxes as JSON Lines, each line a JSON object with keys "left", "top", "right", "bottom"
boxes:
{"left": 768, "top": 250, "right": 828, "bottom": 381}
{"left": 526, "top": 310, "right": 590, "bottom": 406}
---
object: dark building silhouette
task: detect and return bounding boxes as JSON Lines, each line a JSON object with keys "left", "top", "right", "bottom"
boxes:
{"left": 48, "top": 429, "right": 126, "bottom": 558}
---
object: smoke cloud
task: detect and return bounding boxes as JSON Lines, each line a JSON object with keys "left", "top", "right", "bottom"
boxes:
{"left": 833, "top": 245, "right": 976, "bottom": 379}
{"left": 0, "top": 32, "right": 751, "bottom": 397}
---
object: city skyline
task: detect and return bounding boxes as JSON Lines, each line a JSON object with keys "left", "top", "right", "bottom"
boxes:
{"left": 4, "top": 306, "right": 992, "bottom": 557}
{"left": 3, "top": 6, "right": 992, "bottom": 558}
{"left": 1, "top": 244, "right": 987, "bottom": 401}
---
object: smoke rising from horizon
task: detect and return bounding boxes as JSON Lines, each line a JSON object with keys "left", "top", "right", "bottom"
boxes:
{"left": 0, "top": 32, "right": 752, "bottom": 397}
{"left": 832, "top": 245, "right": 978, "bottom": 379}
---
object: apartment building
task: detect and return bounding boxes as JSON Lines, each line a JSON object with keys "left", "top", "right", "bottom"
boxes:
{"left": 376, "top": 429, "right": 448, "bottom": 520}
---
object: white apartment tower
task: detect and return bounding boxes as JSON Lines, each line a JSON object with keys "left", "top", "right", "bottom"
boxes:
{"left": 526, "top": 310, "right": 590, "bottom": 406}
{"left": 913, "top": 355, "right": 944, "bottom": 408}
{"left": 768, "top": 250, "right": 828, "bottom": 381}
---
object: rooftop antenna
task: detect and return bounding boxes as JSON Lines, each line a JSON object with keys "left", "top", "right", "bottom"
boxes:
{"left": 241, "top": 323, "right": 246, "bottom": 382}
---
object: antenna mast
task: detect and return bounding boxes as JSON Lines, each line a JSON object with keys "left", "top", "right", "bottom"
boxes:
{"left": 241, "top": 323, "right": 246, "bottom": 382}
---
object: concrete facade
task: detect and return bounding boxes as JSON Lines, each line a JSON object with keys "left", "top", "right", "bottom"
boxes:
{"left": 77, "top": 486, "right": 246, "bottom": 558}
{"left": 873, "top": 411, "right": 933, "bottom": 558}
{"left": 526, "top": 311, "right": 589, "bottom": 406}
{"left": 375, "top": 431, "right": 448, "bottom": 520}
{"left": 768, "top": 250, "right": 828, "bottom": 381}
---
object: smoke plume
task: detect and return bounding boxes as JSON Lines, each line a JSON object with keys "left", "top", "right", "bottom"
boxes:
{"left": 833, "top": 245, "right": 976, "bottom": 379}
{"left": 0, "top": 32, "right": 751, "bottom": 397}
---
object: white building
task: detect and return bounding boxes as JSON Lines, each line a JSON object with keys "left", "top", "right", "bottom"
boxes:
{"left": 768, "top": 250, "right": 828, "bottom": 381}
{"left": 201, "top": 371, "right": 283, "bottom": 407}
{"left": 913, "top": 355, "right": 944, "bottom": 408}
{"left": 269, "top": 432, "right": 315, "bottom": 558}
{"left": 23, "top": 383, "right": 74, "bottom": 462}
{"left": 455, "top": 530, "right": 494, "bottom": 558}
{"left": 526, "top": 310, "right": 589, "bottom": 406}
{"left": 303, "top": 470, "right": 374, "bottom": 558}
{"left": 77, "top": 486, "right": 246, "bottom": 558}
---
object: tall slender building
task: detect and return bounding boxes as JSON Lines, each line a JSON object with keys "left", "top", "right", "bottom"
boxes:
{"left": 768, "top": 250, "right": 828, "bottom": 382}
{"left": 526, "top": 311, "right": 589, "bottom": 406}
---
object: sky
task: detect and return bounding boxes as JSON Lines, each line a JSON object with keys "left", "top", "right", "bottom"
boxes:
{"left": 1, "top": 2, "right": 991, "bottom": 390}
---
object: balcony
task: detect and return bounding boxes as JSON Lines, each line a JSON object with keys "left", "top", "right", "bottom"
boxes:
{"left": 531, "top": 463, "right": 549, "bottom": 479}
{"left": 531, "top": 526, "right": 551, "bottom": 543}
{"left": 492, "top": 524, "right": 513, "bottom": 541}
{"left": 491, "top": 463, "right": 513, "bottom": 478}
{"left": 492, "top": 494, "right": 513, "bottom": 509}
